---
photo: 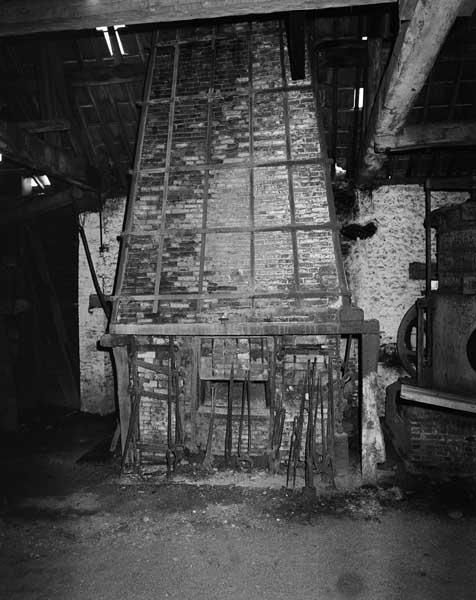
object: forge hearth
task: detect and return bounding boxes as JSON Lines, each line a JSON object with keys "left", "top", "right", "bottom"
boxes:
{"left": 103, "top": 18, "right": 381, "bottom": 482}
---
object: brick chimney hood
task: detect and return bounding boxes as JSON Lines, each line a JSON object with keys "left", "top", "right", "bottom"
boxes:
{"left": 109, "top": 19, "right": 369, "bottom": 337}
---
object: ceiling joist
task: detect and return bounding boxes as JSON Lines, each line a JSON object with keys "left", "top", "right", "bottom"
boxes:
{"left": 0, "top": 120, "right": 101, "bottom": 191}
{"left": 0, "top": 0, "right": 396, "bottom": 37}
{"left": 359, "top": 0, "right": 468, "bottom": 182}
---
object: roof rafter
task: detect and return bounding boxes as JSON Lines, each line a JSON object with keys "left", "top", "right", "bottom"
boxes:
{"left": 358, "top": 0, "right": 468, "bottom": 183}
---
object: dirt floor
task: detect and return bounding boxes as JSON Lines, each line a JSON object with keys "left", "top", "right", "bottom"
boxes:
{"left": 1, "top": 412, "right": 476, "bottom": 600}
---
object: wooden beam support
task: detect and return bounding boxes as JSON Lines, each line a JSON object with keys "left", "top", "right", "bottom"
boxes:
{"left": 377, "top": 121, "right": 476, "bottom": 152}
{"left": 359, "top": 0, "right": 467, "bottom": 182}
{"left": 0, "top": 120, "right": 100, "bottom": 191}
{"left": 110, "top": 319, "right": 380, "bottom": 337}
{"left": 112, "top": 346, "right": 132, "bottom": 455}
{"left": 0, "top": 0, "right": 397, "bottom": 37}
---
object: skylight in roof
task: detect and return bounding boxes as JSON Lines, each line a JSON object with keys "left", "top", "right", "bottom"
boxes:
{"left": 96, "top": 25, "right": 127, "bottom": 57}
{"left": 354, "top": 87, "right": 364, "bottom": 109}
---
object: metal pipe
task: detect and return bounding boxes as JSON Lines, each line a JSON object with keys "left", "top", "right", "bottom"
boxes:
{"left": 78, "top": 223, "right": 111, "bottom": 319}
{"left": 424, "top": 179, "right": 432, "bottom": 297}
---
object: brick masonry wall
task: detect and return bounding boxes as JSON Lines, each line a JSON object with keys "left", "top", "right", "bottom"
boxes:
{"left": 344, "top": 185, "right": 468, "bottom": 408}
{"left": 78, "top": 197, "right": 125, "bottom": 414}
{"left": 405, "top": 404, "right": 476, "bottom": 474}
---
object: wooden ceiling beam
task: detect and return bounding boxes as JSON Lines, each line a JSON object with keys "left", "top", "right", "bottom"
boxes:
{"left": 0, "top": 120, "right": 101, "bottom": 191}
{"left": 359, "top": 0, "right": 468, "bottom": 183}
{"left": 377, "top": 121, "right": 476, "bottom": 152}
{"left": 0, "top": 0, "right": 397, "bottom": 37}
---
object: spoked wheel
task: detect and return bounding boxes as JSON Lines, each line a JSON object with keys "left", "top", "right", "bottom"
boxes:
{"left": 397, "top": 304, "right": 418, "bottom": 378}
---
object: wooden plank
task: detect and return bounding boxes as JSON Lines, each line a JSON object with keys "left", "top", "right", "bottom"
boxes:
{"left": 401, "top": 383, "right": 476, "bottom": 414}
{"left": 377, "top": 122, "right": 476, "bottom": 152}
{"left": 112, "top": 346, "right": 131, "bottom": 453}
{"left": 121, "top": 343, "right": 141, "bottom": 467}
{"left": 111, "top": 319, "right": 380, "bottom": 337}
{"left": 0, "top": 120, "right": 100, "bottom": 191}
{"left": 0, "top": 0, "right": 397, "bottom": 37}
{"left": 113, "top": 289, "right": 348, "bottom": 302}
{"left": 359, "top": 0, "right": 467, "bottom": 182}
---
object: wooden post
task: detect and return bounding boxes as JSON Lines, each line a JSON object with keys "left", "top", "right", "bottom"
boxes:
{"left": 112, "top": 346, "right": 131, "bottom": 454}
{"left": 360, "top": 332, "right": 385, "bottom": 484}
